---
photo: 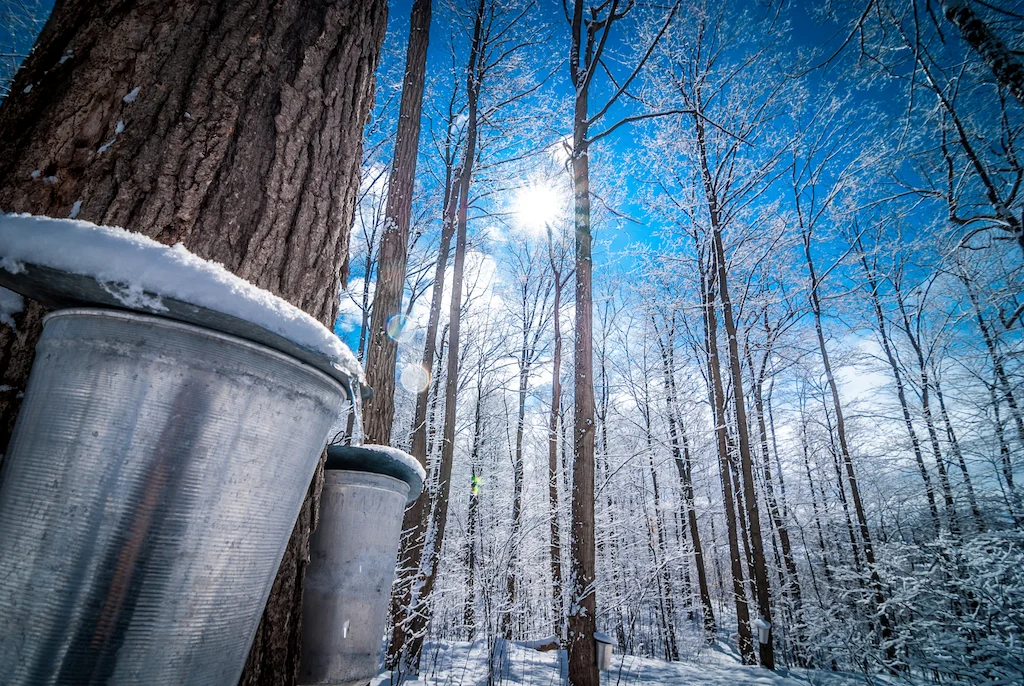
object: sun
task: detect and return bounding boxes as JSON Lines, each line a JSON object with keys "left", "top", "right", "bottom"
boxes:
{"left": 514, "top": 183, "right": 564, "bottom": 234}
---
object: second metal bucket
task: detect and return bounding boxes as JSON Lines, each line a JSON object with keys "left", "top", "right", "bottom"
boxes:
{"left": 0, "top": 308, "right": 348, "bottom": 685}
{"left": 299, "top": 445, "right": 425, "bottom": 686}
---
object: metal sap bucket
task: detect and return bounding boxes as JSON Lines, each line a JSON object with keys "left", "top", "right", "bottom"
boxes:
{"left": 299, "top": 445, "right": 425, "bottom": 686}
{"left": 0, "top": 308, "right": 348, "bottom": 685}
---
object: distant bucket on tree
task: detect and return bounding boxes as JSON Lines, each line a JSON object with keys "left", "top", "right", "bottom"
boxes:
{"left": 299, "top": 444, "right": 425, "bottom": 686}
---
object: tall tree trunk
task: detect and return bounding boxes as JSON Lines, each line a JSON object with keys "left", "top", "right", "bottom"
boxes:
{"left": 942, "top": 0, "right": 1024, "bottom": 110}
{"left": 386, "top": 174, "right": 457, "bottom": 668}
{"left": 504, "top": 353, "right": 530, "bottom": 639}
{"left": 802, "top": 234, "right": 895, "bottom": 665}
{"left": 363, "top": 0, "right": 432, "bottom": 444}
{"left": 749, "top": 350, "right": 805, "bottom": 661}
{"left": 0, "top": 3, "right": 385, "bottom": 684}
{"left": 597, "top": 303, "right": 629, "bottom": 651}
{"left": 659, "top": 323, "right": 716, "bottom": 643}
{"left": 567, "top": 2, "right": 598, "bottom": 681}
{"left": 641, "top": 398, "right": 679, "bottom": 661}
{"left": 695, "top": 113, "right": 774, "bottom": 669}
{"left": 990, "top": 378, "right": 1024, "bottom": 525}
{"left": 701, "top": 252, "right": 756, "bottom": 665}
{"left": 963, "top": 276, "right": 1024, "bottom": 446}
{"left": 465, "top": 371, "right": 485, "bottom": 640}
{"left": 800, "top": 399, "right": 833, "bottom": 587}
{"left": 391, "top": 0, "right": 484, "bottom": 672}
{"left": 548, "top": 246, "right": 567, "bottom": 642}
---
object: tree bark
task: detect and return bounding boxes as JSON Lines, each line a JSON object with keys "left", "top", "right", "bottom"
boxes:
{"left": 942, "top": 0, "right": 1024, "bottom": 110}
{"left": 695, "top": 113, "right": 773, "bottom": 669}
{"left": 567, "top": 2, "right": 598, "bottom": 682}
{"left": 390, "top": 0, "right": 484, "bottom": 673}
{"left": 0, "top": 2, "right": 385, "bottom": 684}
{"left": 363, "top": 0, "right": 432, "bottom": 444}
{"left": 547, "top": 238, "right": 568, "bottom": 642}
{"left": 386, "top": 143, "right": 458, "bottom": 672}
{"left": 700, "top": 249, "right": 756, "bottom": 665}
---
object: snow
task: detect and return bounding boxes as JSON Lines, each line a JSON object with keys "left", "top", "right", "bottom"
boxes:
{"left": 122, "top": 87, "right": 140, "bottom": 103}
{"left": 97, "top": 138, "right": 116, "bottom": 154}
{"left": 68, "top": 201, "right": 81, "bottom": 219}
{"left": 29, "top": 171, "right": 40, "bottom": 180}
{"left": 379, "top": 640, "right": 900, "bottom": 685}
{"left": 0, "top": 213, "right": 363, "bottom": 382}
{"left": 0, "top": 287, "right": 24, "bottom": 329}
{"left": 115, "top": 120, "right": 125, "bottom": 134}
{"left": 22, "top": 84, "right": 32, "bottom": 94}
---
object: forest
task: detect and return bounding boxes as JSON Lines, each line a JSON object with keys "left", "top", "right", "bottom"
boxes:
{"left": 1, "top": 0, "right": 1023, "bottom": 684}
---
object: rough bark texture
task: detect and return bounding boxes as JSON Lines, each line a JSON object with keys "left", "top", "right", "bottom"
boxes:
{"left": 694, "top": 113, "right": 774, "bottom": 669}
{"left": 701, "top": 253, "right": 755, "bottom": 665}
{"left": 567, "top": 1, "right": 598, "bottom": 681}
{"left": 942, "top": 0, "right": 1024, "bottom": 110}
{"left": 390, "top": 1, "right": 484, "bottom": 674}
{"left": 0, "top": 2, "right": 386, "bottom": 684}
{"left": 362, "top": 0, "right": 432, "bottom": 445}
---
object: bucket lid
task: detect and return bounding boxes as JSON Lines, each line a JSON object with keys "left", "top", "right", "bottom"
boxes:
{"left": 0, "top": 213, "right": 365, "bottom": 394}
{"left": 326, "top": 445, "right": 425, "bottom": 503}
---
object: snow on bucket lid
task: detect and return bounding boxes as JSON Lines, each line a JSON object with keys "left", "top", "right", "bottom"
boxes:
{"left": 0, "top": 213, "right": 364, "bottom": 390}
{"left": 593, "top": 632, "right": 615, "bottom": 646}
{"left": 325, "top": 444, "right": 426, "bottom": 503}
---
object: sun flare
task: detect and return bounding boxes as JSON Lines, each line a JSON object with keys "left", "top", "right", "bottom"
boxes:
{"left": 514, "top": 183, "right": 564, "bottom": 234}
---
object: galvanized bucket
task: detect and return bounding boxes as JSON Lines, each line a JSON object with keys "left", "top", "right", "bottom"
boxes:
{"left": 0, "top": 308, "right": 348, "bottom": 685}
{"left": 299, "top": 445, "right": 425, "bottom": 686}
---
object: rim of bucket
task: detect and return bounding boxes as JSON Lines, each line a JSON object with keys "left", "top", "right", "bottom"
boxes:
{"left": 0, "top": 261, "right": 364, "bottom": 395}
{"left": 325, "top": 445, "right": 425, "bottom": 503}
{"left": 43, "top": 307, "right": 349, "bottom": 398}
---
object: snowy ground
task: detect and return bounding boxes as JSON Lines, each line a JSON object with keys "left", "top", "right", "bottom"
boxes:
{"left": 378, "top": 640, "right": 901, "bottom": 685}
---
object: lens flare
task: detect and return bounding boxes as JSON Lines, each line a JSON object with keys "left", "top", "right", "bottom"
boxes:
{"left": 386, "top": 314, "right": 414, "bottom": 343}
{"left": 399, "top": 363, "right": 430, "bottom": 393}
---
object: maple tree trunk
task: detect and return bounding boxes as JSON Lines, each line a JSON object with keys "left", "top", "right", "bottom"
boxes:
{"left": 0, "top": 2, "right": 385, "bottom": 684}
{"left": 363, "top": 0, "right": 432, "bottom": 445}
{"left": 391, "top": 0, "right": 483, "bottom": 673}
{"left": 504, "top": 355, "right": 530, "bottom": 639}
{"left": 942, "top": 0, "right": 1024, "bottom": 110}
{"left": 548, "top": 266, "right": 565, "bottom": 641}
{"left": 695, "top": 114, "right": 773, "bottom": 669}
{"left": 465, "top": 371, "right": 485, "bottom": 639}
{"left": 386, "top": 152, "right": 457, "bottom": 671}
{"left": 567, "top": 109, "right": 599, "bottom": 686}
{"left": 749, "top": 352, "right": 805, "bottom": 661}
{"left": 700, "top": 253, "right": 755, "bottom": 665}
